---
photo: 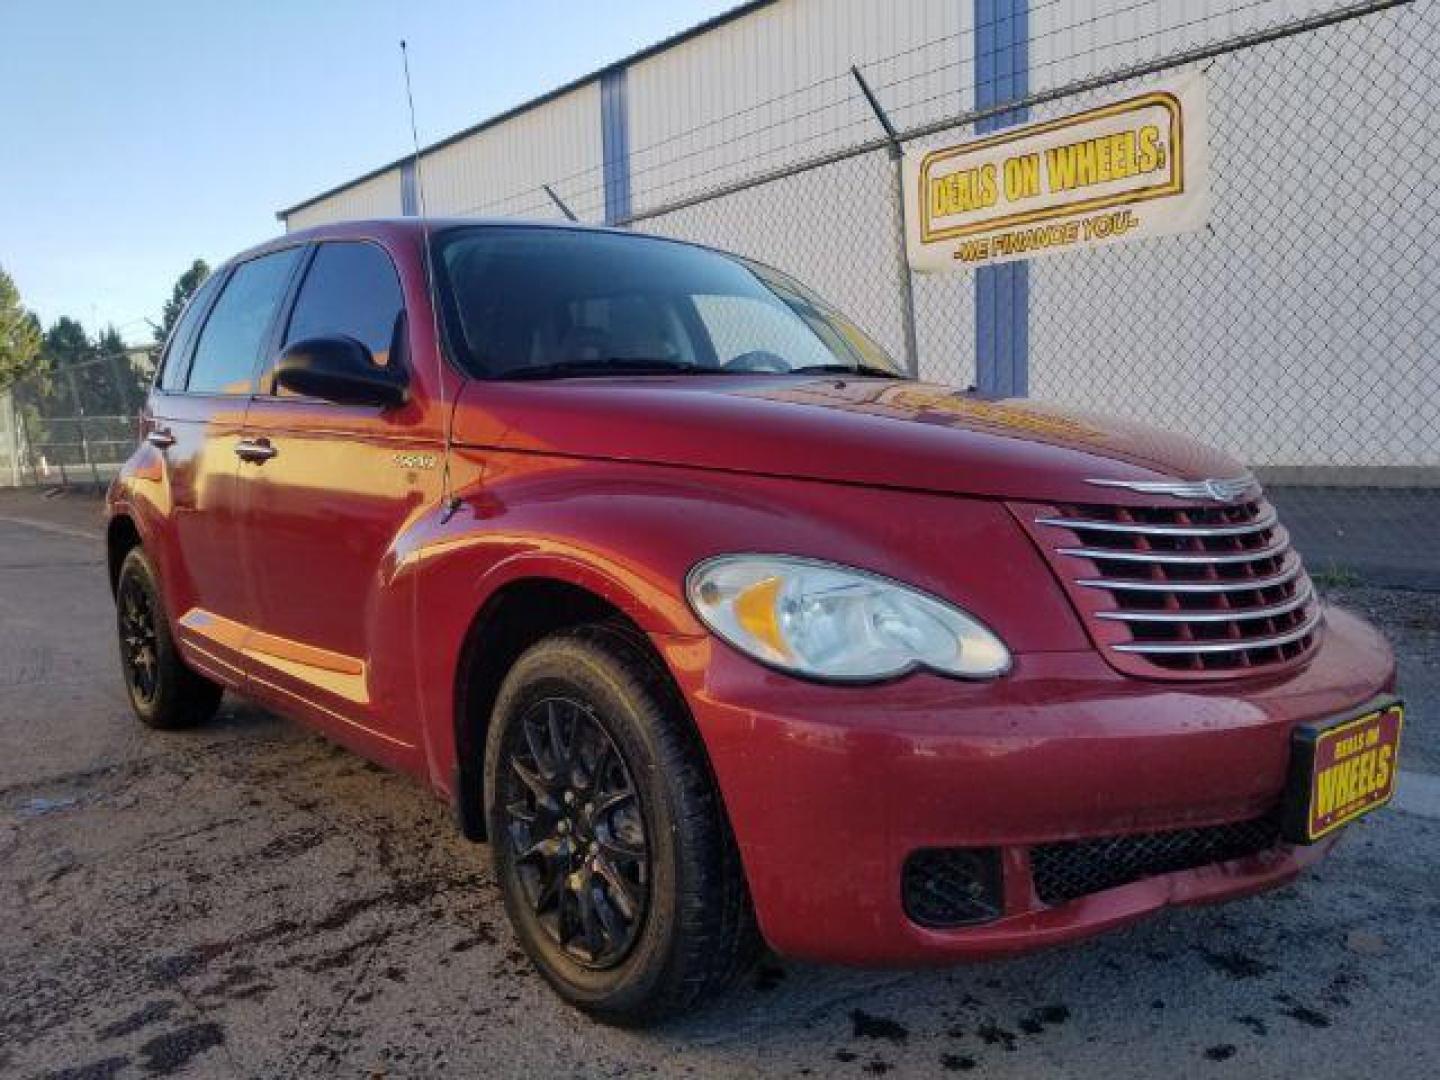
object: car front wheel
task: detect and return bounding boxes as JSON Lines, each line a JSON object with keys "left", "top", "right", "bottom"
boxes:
{"left": 484, "top": 623, "right": 759, "bottom": 1025}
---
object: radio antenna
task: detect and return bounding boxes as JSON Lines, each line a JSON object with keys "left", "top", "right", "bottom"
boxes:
{"left": 401, "top": 39, "right": 459, "bottom": 521}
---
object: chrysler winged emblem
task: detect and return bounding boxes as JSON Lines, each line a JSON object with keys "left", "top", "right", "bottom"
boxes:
{"left": 1085, "top": 475, "right": 1259, "bottom": 502}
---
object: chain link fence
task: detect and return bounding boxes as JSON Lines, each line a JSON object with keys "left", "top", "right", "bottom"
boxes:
{"left": 7, "top": 0, "right": 1435, "bottom": 587}
{"left": 0, "top": 351, "right": 151, "bottom": 490}
{"left": 621, "top": 0, "right": 1437, "bottom": 587}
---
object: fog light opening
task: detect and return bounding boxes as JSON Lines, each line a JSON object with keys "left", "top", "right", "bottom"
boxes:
{"left": 902, "top": 847, "right": 1004, "bottom": 928}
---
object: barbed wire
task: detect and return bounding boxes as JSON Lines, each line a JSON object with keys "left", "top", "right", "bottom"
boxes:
{"left": 443, "top": 0, "right": 1381, "bottom": 226}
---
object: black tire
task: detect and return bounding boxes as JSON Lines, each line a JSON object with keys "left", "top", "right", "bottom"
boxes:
{"left": 484, "top": 623, "right": 760, "bottom": 1025}
{"left": 115, "top": 547, "right": 223, "bottom": 730}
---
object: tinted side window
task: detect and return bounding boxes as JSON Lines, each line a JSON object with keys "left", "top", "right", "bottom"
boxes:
{"left": 157, "top": 273, "right": 223, "bottom": 392}
{"left": 284, "top": 242, "right": 405, "bottom": 366}
{"left": 188, "top": 248, "right": 302, "bottom": 395}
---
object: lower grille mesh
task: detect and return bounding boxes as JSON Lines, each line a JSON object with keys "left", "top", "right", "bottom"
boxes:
{"left": 1031, "top": 815, "right": 1283, "bottom": 907}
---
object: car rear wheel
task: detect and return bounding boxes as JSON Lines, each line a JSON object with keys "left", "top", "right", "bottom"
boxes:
{"left": 116, "top": 547, "right": 223, "bottom": 730}
{"left": 484, "top": 623, "right": 759, "bottom": 1025}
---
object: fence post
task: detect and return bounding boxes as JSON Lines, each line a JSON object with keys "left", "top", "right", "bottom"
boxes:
{"left": 17, "top": 403, "right": 44, "bottom": 487}
{"left": 851, "top": 65, "right": 920, "bottom": 378}
{"left": 1, "top": 389, "right": 18, "bottom": 488}
{"left": 62, "top": 365, "right": 102, "bottom": 489}
{"left": 542, "top": 184, "right": 578, "bottom": 222}
{"left": 108, "top": 352, "right": 133, "bottom": 419}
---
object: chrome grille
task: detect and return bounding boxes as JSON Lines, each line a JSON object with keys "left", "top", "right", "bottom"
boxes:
{"left": 1018, "top": 494, "right": 1322, "bottom": 677}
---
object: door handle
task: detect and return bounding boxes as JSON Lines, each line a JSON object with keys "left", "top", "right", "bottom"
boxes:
{"left": 235, "top": 438, "right": 278, "bottom": 464}
{"left": 146, "top": 428, "right": 176, "bottom": 449}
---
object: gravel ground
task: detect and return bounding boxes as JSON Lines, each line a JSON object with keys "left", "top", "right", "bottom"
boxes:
{"left": 1, "top": 490, "right": 1437, "bottom": 1079}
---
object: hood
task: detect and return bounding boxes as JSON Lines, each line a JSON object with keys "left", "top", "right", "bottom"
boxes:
{"left": 451, "top": 376, "right": 1245, "bottom": 503}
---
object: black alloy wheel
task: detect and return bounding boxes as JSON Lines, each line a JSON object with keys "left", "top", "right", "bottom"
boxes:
{"left": 119, "top": 572, "right": 161, "bottom": 707}
{"left": 114, "top": 547, "right": 223, "bottom": 730}
{"left": 484, "top": 624, "right": 761, "bottom": 1025}
{"left": 500, "top": 696, "right": 650, "bottom": 969}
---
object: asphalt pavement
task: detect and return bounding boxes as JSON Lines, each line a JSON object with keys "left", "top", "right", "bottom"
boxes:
{"left": 1, "top": 492, "right": 1437, "bottom": 1079}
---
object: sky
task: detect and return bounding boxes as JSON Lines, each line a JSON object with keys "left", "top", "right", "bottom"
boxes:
{"left": 0, "top": 0, "right": 735, "bottom": 345}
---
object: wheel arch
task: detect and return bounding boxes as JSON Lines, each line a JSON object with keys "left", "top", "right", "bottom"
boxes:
{"left": 451, "top": 576, "right": 678, "bottom": 842}
{"left": 106, "top": 513, "right": 143, "bottom": 596}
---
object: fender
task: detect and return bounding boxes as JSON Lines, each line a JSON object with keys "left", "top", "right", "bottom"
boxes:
{"left": 105, "top": 449, "right": 171, "bottom": 600}
{"left": 402, "top": 447, "right": 1088, "bottom": 797}
{"left": 403, "top": 459, "right": 711, "bottom": 797}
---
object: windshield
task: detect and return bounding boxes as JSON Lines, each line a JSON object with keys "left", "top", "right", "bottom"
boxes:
{"left": 434, "top": 225, "right": 905, "bottom": 379}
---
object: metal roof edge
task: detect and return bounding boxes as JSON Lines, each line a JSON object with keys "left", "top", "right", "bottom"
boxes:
{"left": 276, "top": 0, "right": 778, "bottom": 220}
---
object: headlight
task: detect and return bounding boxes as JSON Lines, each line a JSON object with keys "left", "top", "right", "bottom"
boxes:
{"left": 685, "top": 555, "right": 1011, "bottom": 683}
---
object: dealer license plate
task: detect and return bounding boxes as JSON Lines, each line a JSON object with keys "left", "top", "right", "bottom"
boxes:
{"left": 1282, "top": 698, "right": 1404, "bottom": 843}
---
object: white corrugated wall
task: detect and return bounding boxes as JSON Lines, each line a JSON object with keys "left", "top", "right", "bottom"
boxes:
{"left": 1026, "top": 0, "right": 1440, "bottom": 467}
{"left": 274, "top": 0, "right": 1435, "bottom": 468}
{"left": 423, "top": 83, "right": 604, "bottom": 221}
{"left": 627, "top": 0, "right": 975, "bottom": 369}
{"left": 626, "top": 0, "right": 970, "bottom": 209}
{"left": 284, "top": 168, "right": 404, "bottom": 232}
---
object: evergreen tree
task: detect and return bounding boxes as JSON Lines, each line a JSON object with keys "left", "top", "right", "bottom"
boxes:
{"left": 95, "top": 326, "right": 149, "bottom": 416}
{"left": 0, "top": 264, "right": 42, "bottom": 388}
{"left": 154, "top": 259, "right": 211, "bottom": 345}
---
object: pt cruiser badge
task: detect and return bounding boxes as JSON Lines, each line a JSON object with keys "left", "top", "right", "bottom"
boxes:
{"left": 394, "top": 451, "right": 437, "bottom": 470}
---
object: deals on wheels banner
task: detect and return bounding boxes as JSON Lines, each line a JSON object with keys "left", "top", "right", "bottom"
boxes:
{"left": 905, "top": 71, "right": 1210, "bottom": 272}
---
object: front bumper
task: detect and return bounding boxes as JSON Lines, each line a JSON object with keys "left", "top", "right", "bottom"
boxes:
{"left": 654, "top": 605, "right": 1395, "bottom": 966}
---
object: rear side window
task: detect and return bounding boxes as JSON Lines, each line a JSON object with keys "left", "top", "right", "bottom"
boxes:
{"left": 187, "top": 248, "right": 302, "bottom": 395}
{"left": 284, "top": 242, "right": 405, "bottom": 367}
{"left": 157, "top": 274, "right": 223, "bottom": 392}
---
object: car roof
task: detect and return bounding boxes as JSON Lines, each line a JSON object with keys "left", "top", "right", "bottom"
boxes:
{"left": 240, "top": 217, "right": 636, "bottom": 259}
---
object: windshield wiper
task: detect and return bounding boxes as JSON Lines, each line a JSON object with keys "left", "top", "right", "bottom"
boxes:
{"left": 789, "top": 362, "right": 903, "bottom": 379}
{"left": 500, "top": 358, "right": 707, "bottom": 380}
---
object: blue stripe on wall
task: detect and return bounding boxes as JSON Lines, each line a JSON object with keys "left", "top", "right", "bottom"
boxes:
{"left": 974, "top": 0, "right": 1030, "bottom": 397}
{"left": 600, "top": 68, "right": 632, "bottom": 224}
{"left": 400, "top": 159, "right": 419, "bottom": 216}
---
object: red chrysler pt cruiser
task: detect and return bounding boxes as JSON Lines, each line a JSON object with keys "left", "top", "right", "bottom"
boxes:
{"left": 107, "top": 219, "right": 1401, "bottom": 1024}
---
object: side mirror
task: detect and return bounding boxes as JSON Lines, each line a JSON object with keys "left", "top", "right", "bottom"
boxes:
{"left": 274, "top": 335, "right": 408, "bottom": 408}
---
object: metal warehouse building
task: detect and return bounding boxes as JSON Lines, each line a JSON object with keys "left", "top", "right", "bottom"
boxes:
{"left": 278, "top": 0, "right": 1437, "bottom": 485}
